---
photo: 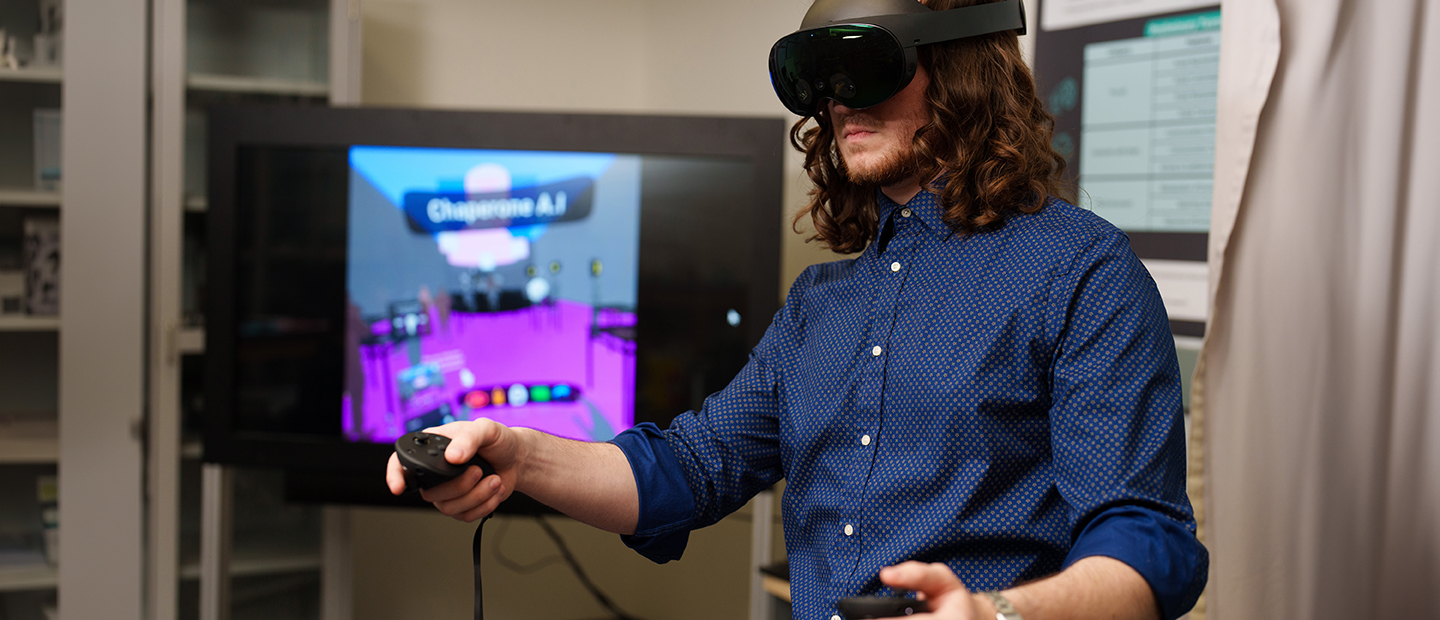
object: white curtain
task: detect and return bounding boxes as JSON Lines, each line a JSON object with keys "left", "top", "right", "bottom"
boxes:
{"left": 1196, "top": 0, "right": 1440, "bottom": 617}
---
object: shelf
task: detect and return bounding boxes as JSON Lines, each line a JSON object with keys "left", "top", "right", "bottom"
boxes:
{"left": 0, "top": 441, "right": 58, "bottom": 463}
{"left": 0, "top": 316, "right": 59, "bottom": 331}
{"left": 0, "top": 190, "right": 61, "bottom": 208}
{"left": 0, "top": 416, "right": 58, "bottom": 464}
{"left": 186, "top": 73, "right": 328, "bottom": 97}
{"left": 179, "top": 552, "right": 322, "bottom": 581}
{"left": 0, "top": 66, "right": 63, "bottom": 84}
{"left": 1174, "top": 335, "right": 1204, "bottom": 351}
{"left": 0, "top": 564, "right": 57, "bottom": 592}
{"left": 0, "top": 437, "right": 58, "bottom": 464}
{"left": 761, "top": 574, "right": 791, "bottom": 603}
{"left": 0, "top": 553, "right": 320, "bottom": 593}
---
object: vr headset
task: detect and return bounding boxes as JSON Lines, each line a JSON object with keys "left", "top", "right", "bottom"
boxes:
{"left": 768, "top": 0, "right": 1027, "bottom": 116}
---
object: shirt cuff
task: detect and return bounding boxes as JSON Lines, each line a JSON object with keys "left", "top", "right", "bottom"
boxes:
{"left": 1062, "top": 505, "right": 1209, "bottom": 620}
{"left": 609, "top": 422, "right": 696, "bottom": 563}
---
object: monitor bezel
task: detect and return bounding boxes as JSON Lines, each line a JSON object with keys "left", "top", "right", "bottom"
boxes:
{"left": 204, "top": 105, "right": 785, "bottom": 488}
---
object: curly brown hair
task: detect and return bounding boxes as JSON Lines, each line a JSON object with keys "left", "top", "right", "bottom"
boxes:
{"left": 790, "top": 0, "right": 1072, "bottom": 254}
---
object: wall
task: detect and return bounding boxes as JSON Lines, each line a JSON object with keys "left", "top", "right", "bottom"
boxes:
{"left": 351, "top": 2, "right": 1036, "bottom": 619}
{"left": 359, "top": 0, "right": 828, "bottom": 294}
{"left": 352, "top": 505, "right": 779, "bottom": 620}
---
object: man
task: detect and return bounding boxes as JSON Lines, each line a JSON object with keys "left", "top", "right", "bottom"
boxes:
{"left": 387, "top": 0, "right": 1207, "bottom": 618}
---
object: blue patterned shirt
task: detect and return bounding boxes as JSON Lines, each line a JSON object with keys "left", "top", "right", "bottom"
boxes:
{"left": 612, "top": 191, "right": 1207, "bottom": 620}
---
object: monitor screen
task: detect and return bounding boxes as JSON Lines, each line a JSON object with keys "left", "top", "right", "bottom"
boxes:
{"left": 344, "top": 146, "right": 643, "bottom": 444}
{"left": 204, "top": 107, "right": 783, "bottom": 506}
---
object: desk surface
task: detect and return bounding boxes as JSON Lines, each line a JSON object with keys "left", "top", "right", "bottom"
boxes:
{"left": 762, "top": 574, "right": 791, "bottom": 603}
{"left": 760, "top": 560, "right": 791, "bottom": 602}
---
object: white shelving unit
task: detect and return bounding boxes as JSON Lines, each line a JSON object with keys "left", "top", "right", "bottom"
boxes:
{"left": 0, "top": 0, "right": 359, "bottom": 618}
{"left": 149, "top": 0, "right": 363, "bottom": 618}
{"left": 0, "top": 4, "right": 65, "bottom": 616}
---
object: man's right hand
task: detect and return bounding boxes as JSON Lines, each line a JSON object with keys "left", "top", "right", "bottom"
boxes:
{"left": 386, "top": 419, "right": 523, "bottom": 522}
{"left": 386, "top": 418, "right": 640, "bottom": 534}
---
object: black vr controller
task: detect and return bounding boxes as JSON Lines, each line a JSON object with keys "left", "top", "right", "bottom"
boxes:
{"left": 395, "top": 430, "right": 497, "bottom": 490}
{"left": 837, "top": 595, "right": 929, "bottom": 618}
{"left": 394, "top": 430, "right": 497, "bottom": 620}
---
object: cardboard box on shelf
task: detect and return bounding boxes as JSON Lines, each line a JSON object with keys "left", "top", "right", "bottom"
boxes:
{"left": 22, "top": 217, "right": 58, "bottom": 316}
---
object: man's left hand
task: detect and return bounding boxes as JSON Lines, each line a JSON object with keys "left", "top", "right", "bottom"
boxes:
{"left": 878, "top": 561, "right": 986, "bottom": 619}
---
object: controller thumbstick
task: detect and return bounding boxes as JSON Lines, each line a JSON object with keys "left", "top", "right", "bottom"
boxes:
{"left": 395, "top": 431, "right": 497, "bottom": 491}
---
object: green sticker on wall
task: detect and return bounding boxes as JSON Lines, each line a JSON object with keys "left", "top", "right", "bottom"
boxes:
{"left": 1145, "top": 10, "right": 1221, "bottom": 37}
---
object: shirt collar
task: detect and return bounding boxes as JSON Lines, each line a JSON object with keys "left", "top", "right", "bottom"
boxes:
{"left": 876, "top": 188, "right": 952, "bottom": 240}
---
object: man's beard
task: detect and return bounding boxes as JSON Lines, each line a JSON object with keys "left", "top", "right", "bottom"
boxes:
{"left": 839, "top": 141, "right": 920, "bottom": 187}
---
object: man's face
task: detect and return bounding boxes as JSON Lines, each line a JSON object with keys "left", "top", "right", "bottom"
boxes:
{"left": 828, "top": 62, "right": 931, "bottom": 187}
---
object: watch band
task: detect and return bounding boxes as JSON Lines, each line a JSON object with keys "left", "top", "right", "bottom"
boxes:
{"left": 981, "top": 591, "right": 1023, "bottom": 620}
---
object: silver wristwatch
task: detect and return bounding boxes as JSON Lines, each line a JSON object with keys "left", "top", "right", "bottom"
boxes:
{"left": 981, "top": 591, "right": 1023, "bottom": 620}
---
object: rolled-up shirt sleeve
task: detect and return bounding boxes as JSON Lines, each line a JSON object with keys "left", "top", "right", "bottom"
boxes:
{"left": 1063, "top": 505, "right": 1208, "bottom": 619}
{"left": 1045, "top": 230, "right": 1208, "bottom": 619}
{"left": 610, "top": 422, "right": 695, "bottom": 563}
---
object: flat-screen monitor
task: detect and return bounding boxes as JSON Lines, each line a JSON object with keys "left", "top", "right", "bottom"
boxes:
{"left": 204, "top": 107, "right": 783, "bottom": 507}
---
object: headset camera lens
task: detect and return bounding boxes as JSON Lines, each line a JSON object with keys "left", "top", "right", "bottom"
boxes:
{"left": 794, "top": 79, "right": 812, "bottom": 103}
{"left": 830, "top": 73, "right": 856, "bottom": 99}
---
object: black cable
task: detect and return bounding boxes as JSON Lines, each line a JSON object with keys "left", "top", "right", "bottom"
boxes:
{"left": 532, "top": 515, "right": 643, "bottom": 620}
{"left": 473, "top": 519, "right": 486, "bottom": 620}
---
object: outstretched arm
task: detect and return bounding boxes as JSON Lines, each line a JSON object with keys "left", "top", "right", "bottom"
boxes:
{"left": 385, "top": 419, "right": 640, "bottom": 534}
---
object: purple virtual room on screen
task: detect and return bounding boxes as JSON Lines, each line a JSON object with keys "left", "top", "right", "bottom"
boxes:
{"left": 344, "top": 146, "right": 641, "bottom": 444}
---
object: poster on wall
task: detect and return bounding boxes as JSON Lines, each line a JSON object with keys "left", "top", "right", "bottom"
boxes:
{"left": 1042, "top": 0, "right": 1217, "bottom": 31}
{"left": 1033, "top": 0, "right": 1218, "bottom": 337}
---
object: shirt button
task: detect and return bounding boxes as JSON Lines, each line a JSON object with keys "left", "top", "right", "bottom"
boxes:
{"left": 844, "top": 524, "right": 854, "bottom": 536}
{"left": 871, "top": 345, "right": 882, "bottom": 356}
{"left": 890, "top": 261, "right": 902, "bottom": 272}
{"left": 861, "top": 434, "right": 871, "bottom": 446}
{"left": 900, "top": 208, "right": 912, "bottom": 217}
